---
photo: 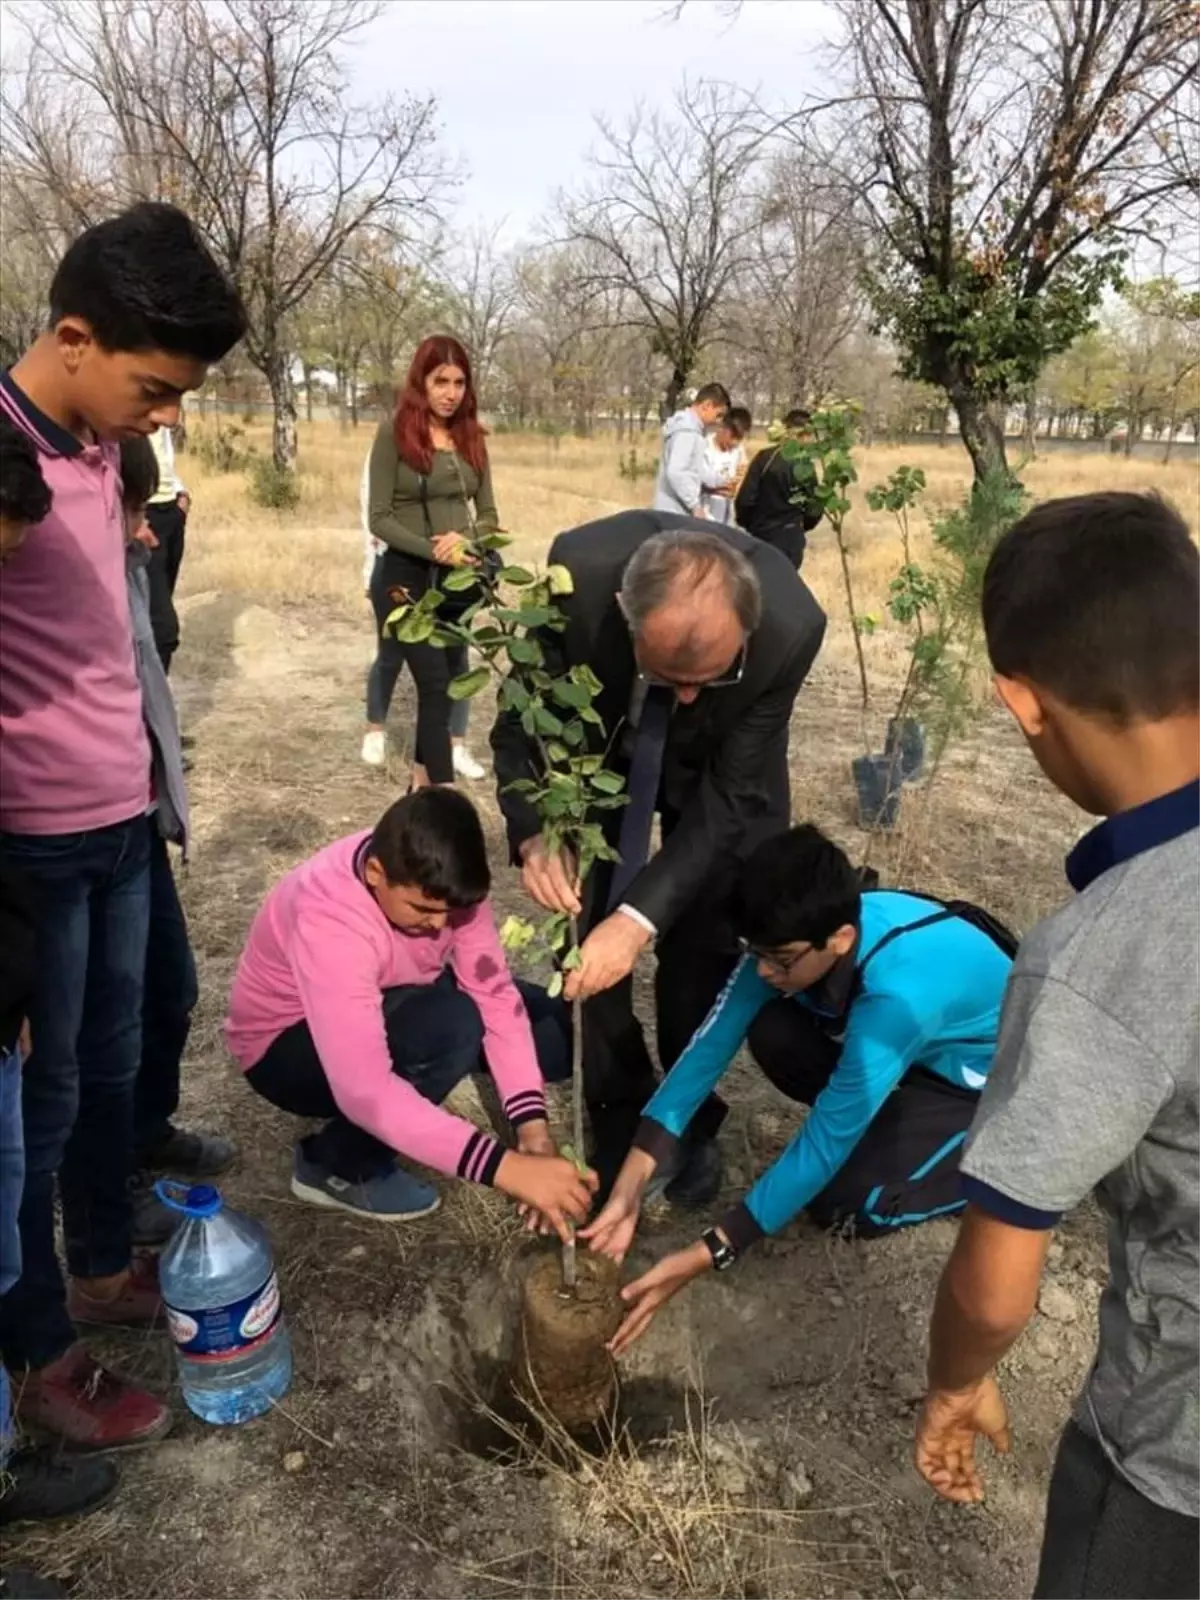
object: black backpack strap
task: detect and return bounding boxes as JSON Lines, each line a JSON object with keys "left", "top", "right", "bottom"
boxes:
{"left": 855, "top": 895, "right": 1020, "bottom": 986}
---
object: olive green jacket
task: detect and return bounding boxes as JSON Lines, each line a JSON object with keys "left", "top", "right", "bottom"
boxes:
{"left": 366, "top": 419, "right": 499, "bottom": 560}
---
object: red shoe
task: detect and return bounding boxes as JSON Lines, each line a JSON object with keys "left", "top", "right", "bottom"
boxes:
{"left": 15, "top": 1345, "right": 171, "bottom": 1452}
{"left": 67, "top": 1252, "right": 161, "bottom": 1329}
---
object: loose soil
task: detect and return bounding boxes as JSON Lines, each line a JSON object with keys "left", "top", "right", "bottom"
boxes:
{"left": 10, "top": 591, "right": 1105, "bottom": 1600}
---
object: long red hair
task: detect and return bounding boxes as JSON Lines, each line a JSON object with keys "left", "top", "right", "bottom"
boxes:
{"left": 393, "top": 335, "right": 488, "bottom": 477}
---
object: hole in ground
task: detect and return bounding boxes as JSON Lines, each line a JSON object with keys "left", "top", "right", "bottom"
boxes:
{"left": 446, "top": 1355, "right": 701, "bottom": 1472}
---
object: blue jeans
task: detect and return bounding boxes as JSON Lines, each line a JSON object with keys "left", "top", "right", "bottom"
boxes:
{"left": 0, "top": 815, "right": 151, "bottom": 1370}
{"left": 245, "top": 973, "right": 571, "bottom": 1181}
{"left": 134, "top": 823, "right": 198, "bottom": 1156}
{"left": 0, "top": 1046, "right": 23, "bottom": 1462}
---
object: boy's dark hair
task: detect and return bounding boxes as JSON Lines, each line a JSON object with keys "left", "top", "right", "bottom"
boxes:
{"left": 724, "top": 406, "right": 752, "bottom": 439}
{"left": 0, "top": 417, "right": 52, "bottom": 527}
{"left": 118, "top": 437, "right": 160, "bottom": 511}
{"left": 784, "top": 408, "right": 812, "bottom": 430}
{"left": 694, "top": 382, "right": 732, "bottom": 410}
{"left": 737, "top": 823, "right": 862, "bottom": 949}
{"left": 369, "top": 788, "right": 491, "bottom": 908}
{"left": 50, "top": 202, "right": 247, "bottom": 363}
{"left": 983, "top": 492, "right": 1200, "bottom": 722}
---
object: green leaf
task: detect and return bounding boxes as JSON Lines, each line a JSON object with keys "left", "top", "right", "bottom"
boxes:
{"left": 515, "top": 605, "right": 554, "bottom": 628}
{"left": 561, "top": 946, "right": 583, "bottom": 971}
{"left": 384, "top": 605, "right": 411, "bottom": 630}
{"left": 579, "top": 705, "right": 604, "bottom": 726}
{"left": 550, "top": 679, "right": 592, "bottom": 709}
{"left": 448, "top": 667, "right": 491, "bottom": 700}
{"left": 498, "top": 677, "right": 531, "bottom": 712}
{"left": 393, "top": 611, "right": 435, "bottom": 643}
{"left": 546, "top": 740, "right": 570, "bottom": 763}
{"left": 506, "top": 636, "right": 543, "bottom": 666}
{"left": 546, "top": 563, "right": 575, "bottom": 596}
{"left": 533, "top": 706, "right": 565, "bottom": 736}
{"left": 499, "top": 565, "right": 536, "bottom": 586}
{"left": 590, "top": 770, "right": 625, "bottom": 795}
{"left": 440, "top": 568, "right": 478, "bottom": 592}
{"left": 573, "top": 664, "right": 603, "bottom": 694}
{"left": 546, "top": 971, "right": 564, "bottom": 998}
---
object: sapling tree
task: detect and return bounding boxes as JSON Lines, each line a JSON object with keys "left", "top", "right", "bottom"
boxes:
{"left": 384, "top": 539, "right": 627, "bottom": 1294}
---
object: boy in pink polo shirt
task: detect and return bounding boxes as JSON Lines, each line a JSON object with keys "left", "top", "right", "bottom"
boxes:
{"left": 0, "top": 203, "right": 245, "bottom": 1454}
{"left": 229, "top": 789, "right": 598, "bottom": 1234}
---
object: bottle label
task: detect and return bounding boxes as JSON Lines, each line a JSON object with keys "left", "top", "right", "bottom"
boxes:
{"left": 164, "top": 1271, "right": 282, "bottom": 1362}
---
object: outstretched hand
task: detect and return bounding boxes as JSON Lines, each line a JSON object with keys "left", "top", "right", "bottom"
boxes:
{"left": 914, "top": 1376, "right": 1012, "bottom": 1503}
{"left": 607, "top": 1241, "right": 710, "bottom": 1356}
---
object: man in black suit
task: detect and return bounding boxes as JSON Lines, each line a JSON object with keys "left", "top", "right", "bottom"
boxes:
{"left": 491, "top": 510, "right": 827, "bottom": 1197}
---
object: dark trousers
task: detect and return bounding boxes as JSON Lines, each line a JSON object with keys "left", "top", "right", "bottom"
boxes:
{"left": 245, "top": 974, "right": 571, "bottom": 1181}
{"left": 1034, "top": 1420, "right": 1199, "bottom": 1599}
{"left": 746, "top": 998, "right": 978, "bottom": 1235}
{"left": 366, "top": 559, "right": 465, "bottom": 781}
{"left": 145, "top": 500, "right": 187, "bottom": 673}
{"left": 580, "top": 859, "right": 735, "bottom": 1164}
{"left": 0, "top": 816, "right": 150, "bottom": 1369}
{"left": 133, "top": 825, "right": 198, "bottom": 1157}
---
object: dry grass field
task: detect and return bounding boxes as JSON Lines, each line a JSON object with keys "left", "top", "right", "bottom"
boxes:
{"left": 13, "top": 419, "right": 1196, "bottom": 1600}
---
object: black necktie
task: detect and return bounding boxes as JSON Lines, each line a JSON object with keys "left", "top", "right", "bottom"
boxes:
{"left": 607, "top": 684, "right": 672, "bottom": 911}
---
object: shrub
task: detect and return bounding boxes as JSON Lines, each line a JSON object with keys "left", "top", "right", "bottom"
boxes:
{"left": 192, "top": 423, "right": 251, "bottom": 473}
{"left": 247, "top": 456, "right": 301, "bottom": 510}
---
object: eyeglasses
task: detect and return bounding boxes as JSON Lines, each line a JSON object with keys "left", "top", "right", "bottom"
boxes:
{"left": 739, "top": 937, "right": 814, "bottom": 976}
{"left": 638, "top": 642, "right": 747, "bottom": 693}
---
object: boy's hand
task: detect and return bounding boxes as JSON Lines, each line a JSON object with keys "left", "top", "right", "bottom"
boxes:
{"left": 915, "top": 1377, "right": 1012, "bottom": 1503}
{"left": 514, "top": 1120, "right": 560, "bottom": 1231}
{"left": 177, "top": 492, "right": 191, "bottom": 515}
{"left": 580, "top": 1147, "right": 656, "bottom": 1262}
{"left": 495, "top": 1150, "right": 598, "bottom": 1244}
{"left": 609, "top": 1240, "right": 710, "bottom": 1355}
{"left": 17, "top": 1018, "right": 31, "bottom": 1059}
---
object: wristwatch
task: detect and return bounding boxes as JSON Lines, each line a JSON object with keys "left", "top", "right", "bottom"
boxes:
{"left": 701, "top": 1227, "right": 737, "bottom": 1272}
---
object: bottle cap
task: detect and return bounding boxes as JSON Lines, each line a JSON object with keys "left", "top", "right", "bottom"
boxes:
{"left": 155, "top": 1179, "right": 224, "bottom": 1218}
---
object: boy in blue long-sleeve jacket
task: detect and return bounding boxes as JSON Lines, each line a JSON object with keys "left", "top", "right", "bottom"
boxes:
{"left": 584, "top": 823, "right": 1015, "bottom": 1353}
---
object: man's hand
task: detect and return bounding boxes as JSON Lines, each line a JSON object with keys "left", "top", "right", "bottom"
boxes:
{"left": 176, "top": 492, "right": 191, "bottom": 515}
{"left": 565, "top": 912, "right": 651, "bottom": 1001}
{"left": 494, "top": 1150, "right": 598, "bottom": 1245}
{"left": 17, "top": 1018, "right": 31, "bottom": 1059}
{"left": 914, "top": 1376, "right": 1012, "bottom": 1504}
{"left": 519, "top": 836, "right": 581, "bottom": 915}
{"left": 609, "top": 1240, "right": 711, "bottom": 1356}
{"left": 580, "top": 1147, "right": 657, "bottom": 1262}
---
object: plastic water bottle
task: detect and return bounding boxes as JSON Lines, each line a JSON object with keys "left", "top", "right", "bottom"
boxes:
{"left": 155, "top": 1181, "right": 293, "bottom": 1424}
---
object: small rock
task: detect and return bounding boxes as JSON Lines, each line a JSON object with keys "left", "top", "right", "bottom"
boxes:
{"left": 816, "top": 1408, "right": 830, "bottom": 1426}
{"left": 907, "top": 1585, "right": 927, "bottom": 1599}
{"left": 1038, "top": 1281, "right": 1079, "bottom": 1324}
{"left": 780, "top": 1462, "right": 814, "bottom": 1506}
{"left": 283, "top": 1450, "right": 306, "bottom": 1473}
{"left": 1046, "top": 1240, "right": 1064, "bottom": 1266}
{"left": 347, "top": 1244, "right": 367, "bottom": 1260}
{"left": 353, "top": 1373, "right": 373, "bottom": 1393}
{"left": 827, "top": 1292, "right": 845, "bottom": 1309}
{"left": 442, "top": 1525, "right": 461, "bottom": 1548}
{"left": 1032, "top": 1324, "right": 1060, "bottom": 1360}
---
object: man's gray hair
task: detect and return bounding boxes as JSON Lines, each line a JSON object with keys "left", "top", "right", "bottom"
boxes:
{"left": 619, "top": 529, "right": 763, "bottom": 635}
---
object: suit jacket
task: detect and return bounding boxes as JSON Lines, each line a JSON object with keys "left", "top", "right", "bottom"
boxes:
{"left": 490, "top": 509, "right": 827, "bottom": 935}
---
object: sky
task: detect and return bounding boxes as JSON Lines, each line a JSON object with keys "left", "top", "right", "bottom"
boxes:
{"left": 351, "top": 0, "right": 835, "bottom": 242}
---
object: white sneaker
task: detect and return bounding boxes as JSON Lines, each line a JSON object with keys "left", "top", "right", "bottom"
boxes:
{"left": 361, "top": 730, "right": 387, "bottom": 767}
{"left": 452, "top": 744, "right": 485, "bottom": 780}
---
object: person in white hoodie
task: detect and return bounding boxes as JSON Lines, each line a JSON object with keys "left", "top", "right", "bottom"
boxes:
{"left": 651, "top": 384, "right": 730, "bottom": 518}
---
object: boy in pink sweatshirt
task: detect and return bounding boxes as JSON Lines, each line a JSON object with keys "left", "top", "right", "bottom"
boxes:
{"left": 228, "top": 789, "right": 597, "bottom": 1232}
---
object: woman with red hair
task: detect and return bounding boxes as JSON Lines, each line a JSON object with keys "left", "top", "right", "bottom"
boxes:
{"left": 362, "top": 336, "right": 497, "bottom": 784}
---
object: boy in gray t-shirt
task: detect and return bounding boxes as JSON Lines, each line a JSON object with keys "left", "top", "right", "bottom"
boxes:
{"left": 913, "top": 492, "right": 1199, "bottom": 1600}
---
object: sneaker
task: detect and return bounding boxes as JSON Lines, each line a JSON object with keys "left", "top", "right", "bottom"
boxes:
{"left": 15, "top": 1345, "right": 171, "bottom": 1452}
{"left": 129, "top": 1171, "right": 179, "bottom": 1247}
{"left": 140, "top": 1125, "right": 236, "bottom": 1178}
{"left": 0, "top": 1565, "right": 69, "bottom": 1598}
{"left": 0, "top": 1445, "right": 120, "bottom": 1525}
{"left": 66, "top": 1253, "right": 161, "bottom": 1329}
{"left": 361, "top": 729, "right": 387, "bottom": 767}
{"left": 662, "top": 1137, "right": 723, "bottom": 1208}
{"left": 452, "top": 744, "right": 485, "bottom": 781}
{"left": 290, "top": 1147, "right": 440, "bottom": 1222}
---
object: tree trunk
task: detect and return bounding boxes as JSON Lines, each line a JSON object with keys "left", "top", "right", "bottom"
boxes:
{"left": 266, "top": 350, "right": 298, "bottom": 473}
{"left": 302, "top": 362, "right": 314, "bottom": 424}
{"left": 663, "top": 362, "right": 688, "bottom": 418}
{"left": 350, "top": 365, "right": 360, "bottom": 428}
{"left": 948, "top": 387, "right": 1011, "bottom": 485}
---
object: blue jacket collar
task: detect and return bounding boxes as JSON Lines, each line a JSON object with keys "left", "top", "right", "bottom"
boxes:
{"left": 1066, "top": 778, "right": 1200, "bottom": 892}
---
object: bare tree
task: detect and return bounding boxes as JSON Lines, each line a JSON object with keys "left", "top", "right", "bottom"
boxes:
{"left": 446, "top": 223, "right": 518, "bottom": 399}
{"left": 2, "top": 0, "right": 450, "bottom": 470}
{"left": 775, "top": 0, "right": 1199, "bottom": 482}
{"left": 559, "top": 80, "right": 772, "bottom": 415}
{"left": 721, "top": 153, "right": 866, "bottom": 414}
